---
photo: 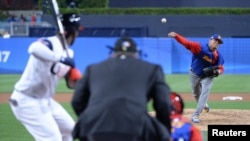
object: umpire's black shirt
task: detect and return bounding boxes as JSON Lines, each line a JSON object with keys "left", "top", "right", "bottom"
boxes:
{"left": 71, "top": 55, "right": 172, "bottom": 141}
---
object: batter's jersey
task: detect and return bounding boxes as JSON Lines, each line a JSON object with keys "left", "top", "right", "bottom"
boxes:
{"left": 14, "top": 36, "right": 74, "bottom": 98}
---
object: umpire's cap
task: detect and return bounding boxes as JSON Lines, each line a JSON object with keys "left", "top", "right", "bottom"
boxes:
{"left": 114, "top": 37, "right": 138, "bottom": 53}
{"left": 61, "top": 13, "right": 83, "bottom": 31}
{"left": 170, "top": 92, "right": 184, "bottom": 119}
{"left": 211, "top": 34, "right": 223, "bottom": 44}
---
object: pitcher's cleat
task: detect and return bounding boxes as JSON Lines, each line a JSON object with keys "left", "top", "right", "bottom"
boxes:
{"left": 204, "top": 105, "right": 210, "bottom": 113}
{"left": 192, "top": 116, "right": 200, "bottom": 123}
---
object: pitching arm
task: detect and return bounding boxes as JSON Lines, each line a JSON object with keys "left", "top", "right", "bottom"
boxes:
{"left": 168, "top": 32, "right": 201, "bottom": 54}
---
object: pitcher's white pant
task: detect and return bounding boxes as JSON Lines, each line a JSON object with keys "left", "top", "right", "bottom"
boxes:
{"left": 10, "top": 91, "right": 75, "bottom": 141}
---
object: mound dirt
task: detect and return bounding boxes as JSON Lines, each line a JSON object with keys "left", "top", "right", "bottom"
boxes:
{"left": 149, "top": 109, "right": 250, "bottom": 131}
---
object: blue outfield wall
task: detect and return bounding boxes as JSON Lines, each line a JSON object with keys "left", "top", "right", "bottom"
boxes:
{"left": 0, "top": 37, "right": 249, "bottom": 74}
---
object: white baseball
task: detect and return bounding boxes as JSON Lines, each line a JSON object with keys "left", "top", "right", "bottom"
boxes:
{"left": 161, "top": 18, "right": 167, "bottom": 23}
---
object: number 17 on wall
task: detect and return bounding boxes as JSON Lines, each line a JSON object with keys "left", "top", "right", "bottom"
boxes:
{"left": 0, "top": 51, "right": 10, "bottom": 63}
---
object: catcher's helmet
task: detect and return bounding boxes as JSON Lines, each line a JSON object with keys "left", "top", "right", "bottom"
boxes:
{"left": 170, "top": 92, "right": 184, "bottom": 118}
{"left": 61, "top": 13, "right": 83, "bottom": 31}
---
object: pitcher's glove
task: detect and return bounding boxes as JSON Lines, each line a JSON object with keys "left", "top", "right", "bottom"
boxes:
{"left": 203, "top": 66, "right": 219, "bottom": 77}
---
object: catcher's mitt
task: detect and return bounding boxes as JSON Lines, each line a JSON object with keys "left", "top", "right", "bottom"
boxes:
{"left": 203, "top": 66, "right": 219, "bottom": 77}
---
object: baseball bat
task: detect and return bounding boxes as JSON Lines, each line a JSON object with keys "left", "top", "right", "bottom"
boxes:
{"left": 48, "top": 0, "right": 69, "bottom": 57}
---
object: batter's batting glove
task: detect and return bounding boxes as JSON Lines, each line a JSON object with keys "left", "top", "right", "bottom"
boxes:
{"left": 69, "top": 68, "right": 82, "bottom": 81}
{"left": 60, "top": 57, "right": 75, "bottom": 68}
{"left": 65, "top": 68, "right": 82, "bottom": 89}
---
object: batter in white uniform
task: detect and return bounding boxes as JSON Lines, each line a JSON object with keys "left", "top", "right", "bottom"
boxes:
{"left": 9, "top": 13, "right": 82, "bottom": 141}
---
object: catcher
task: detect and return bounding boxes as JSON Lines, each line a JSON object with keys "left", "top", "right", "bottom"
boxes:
{"left": 170, "top": 92, "right": 203, "bottom": 141}
{"left": 168, "top": 32, "right": 225, "bottom": 123}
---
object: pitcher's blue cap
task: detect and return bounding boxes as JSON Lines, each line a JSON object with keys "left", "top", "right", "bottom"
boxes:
{"left": 211, "top": 34, "right": 223, "bottom": 44}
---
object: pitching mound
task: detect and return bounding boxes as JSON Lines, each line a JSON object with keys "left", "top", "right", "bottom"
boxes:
{"left": 183, "top": 109, "right": 250, "bottom": 131}
{"left": 149, "top": 109, "right": 250, "bottom": 131}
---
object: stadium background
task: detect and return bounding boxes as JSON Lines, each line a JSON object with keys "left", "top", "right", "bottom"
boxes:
{"left": 0, "top": 1, "right": 250, "bottom": 141}
{"left": 1, "top": 37, "right": 250, "bottom": 74}
{"left": 1, "top": 0, "right": 250, "bottom": 74}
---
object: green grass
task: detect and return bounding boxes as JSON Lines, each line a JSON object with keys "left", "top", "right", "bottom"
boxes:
{"left": 0, "top": 75, "right": 19, "bottom": 93}
{"left": 147, "top": 100, "right": 250, "bottom": 111}
{"left": 0, "top": 104, "right": 30, "bottom": 141}
{"left": 165, "top": 74, "right": 250, "bottom": 93}
{"left": 0, "top": 103, "right": 77, "bottom": 141}
{"left": 1, "top": 74, "right": 250, "bottom": 93}
{"left": 1, "top": 101, "right": 249, "bottom": 141}
{"left": 0, "top": 74, "right": 73, "bottom": 93}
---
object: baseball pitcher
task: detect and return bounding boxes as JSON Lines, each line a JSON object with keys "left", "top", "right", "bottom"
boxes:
{"left": 9, "top": 13, "right": 82, "bottom": 141}
{"left": 168, "top": 32, "right": 225, "bottom": 123}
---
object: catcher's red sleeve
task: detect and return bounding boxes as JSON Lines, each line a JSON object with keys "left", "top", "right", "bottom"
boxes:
{"left": 190, "top": 125, "right": 203, "bottom": 141}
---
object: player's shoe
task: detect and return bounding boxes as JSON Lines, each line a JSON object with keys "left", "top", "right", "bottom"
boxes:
{"left": 192, "top": 116, "right": 200, "bottom": 123}
{"left": 204, "top": 104, "right": 210, "bottom": 113}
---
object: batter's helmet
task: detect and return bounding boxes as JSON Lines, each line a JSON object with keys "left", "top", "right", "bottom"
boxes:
{"left": 61, "top": 13, "right": 83, "bottom": 31}
{"left": 61, "top": 13, "right": 83, "bottom": 38}
{"left": 170, "top": 92, "right": 184, "bottom": 118}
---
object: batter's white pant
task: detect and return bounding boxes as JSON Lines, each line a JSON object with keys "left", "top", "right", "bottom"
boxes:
{"left": 10, "top": 90, "right": 75, "bottom": 141}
